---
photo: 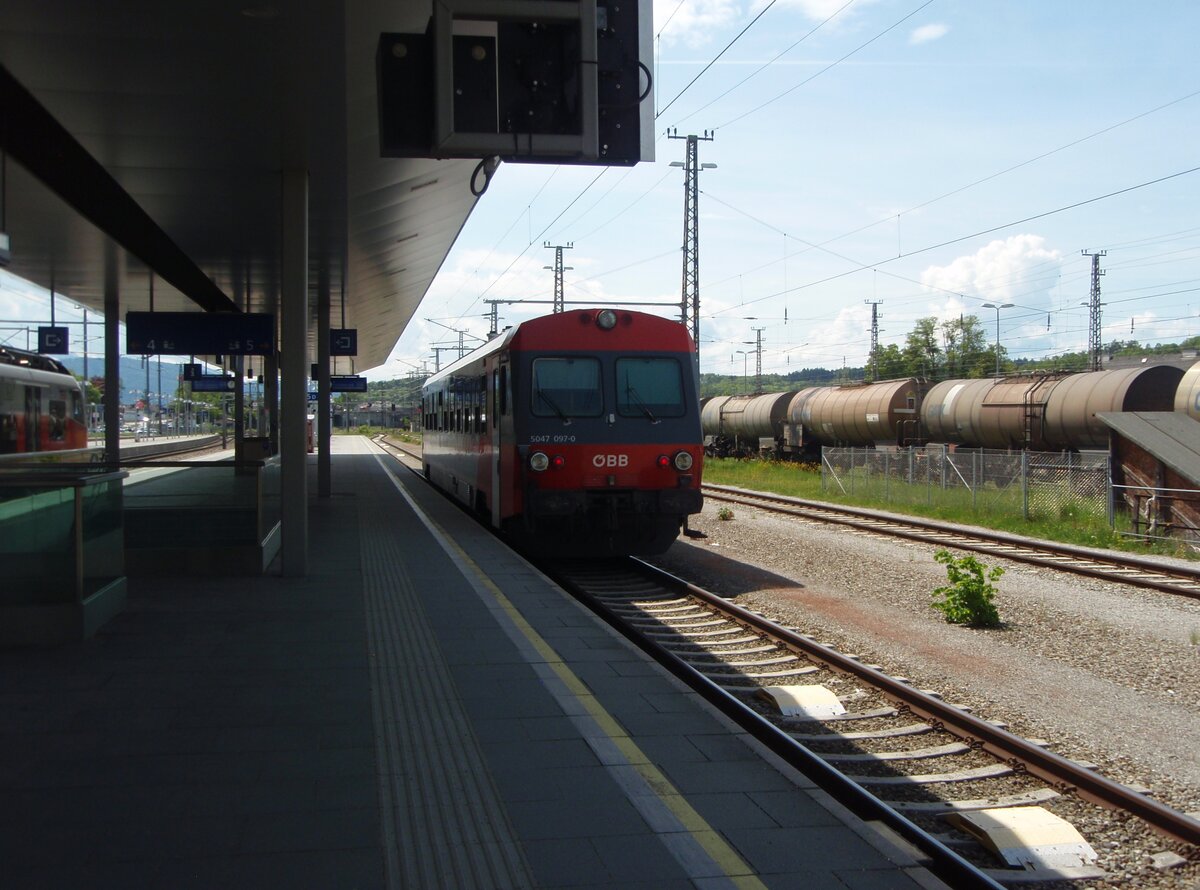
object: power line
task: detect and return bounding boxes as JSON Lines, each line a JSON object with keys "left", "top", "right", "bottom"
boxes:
{"left": 712, "top": 162, "right": 1200, "bottom": 316}
{"left": 670, "top": 0, "right": 858, "bottom": 127}
{"left": 715, "top": 0, "right": 935, "bottom": 129}
{"left": 656, "top": 0, "right": 780, "bottom": 120}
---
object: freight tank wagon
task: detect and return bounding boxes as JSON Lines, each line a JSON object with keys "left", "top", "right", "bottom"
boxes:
{"left": 922, "top": 365, "right": 1185, "bottom": 451}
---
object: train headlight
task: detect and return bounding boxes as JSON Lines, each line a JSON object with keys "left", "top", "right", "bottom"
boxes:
{"left": 551, "top": 454, "right": 566, "bottom": 469}
{"left": 673, "top": 451, "right": 694, "bottom": 472}
{"left": 656, "top": 454, "right": 671, "bottom": 469}
{"left": 596, "top": 309, "right": 618, "bottom": 330}
{"left": 529, "top": 451, "right": 550, "bottom": 472}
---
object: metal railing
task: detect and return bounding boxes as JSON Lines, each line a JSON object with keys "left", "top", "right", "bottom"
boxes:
{"left": 821, "top": 446, "right": 1112, "bottom": 523}
{"left": 1113, "top": 483, "right": 1200, "bottom": 547}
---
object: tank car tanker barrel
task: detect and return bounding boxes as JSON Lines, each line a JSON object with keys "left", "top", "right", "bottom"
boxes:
{"left": 1043, "top": 365, "right": 1184, "bottom": 450}
{"left": 1176, "top": 360, "right": 1200, "bottom": 421}
{"left": 701, "top": 392, "right": 796, "bottom": 456}
{"left": 923, "top": 366, "right": 1186, "bottom": 451}
{"left": 791, "top": 378, "right": 924, "bottom": 447}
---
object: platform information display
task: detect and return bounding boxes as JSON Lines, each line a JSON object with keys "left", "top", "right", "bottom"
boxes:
{"left": 126, "top": 311, "right": 274, "bottom": 356}
{"left": 330, "top": 375, "right": 368, "bottom": 393}
{"left": 190, "top": 376, "right": 237, "bottom": 392}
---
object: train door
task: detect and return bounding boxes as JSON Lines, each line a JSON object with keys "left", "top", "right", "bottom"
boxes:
{"left": 492, "top": 357, "right": 511, "bottom": 530}
{"left": 24, "top": 386, "right": 40, "bottom": 452}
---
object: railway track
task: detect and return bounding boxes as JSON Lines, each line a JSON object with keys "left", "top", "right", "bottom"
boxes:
{"left": 704, "top": 483, "right": 1200, "bottom": 599}
{"left": 547, "top": 557, "right": 1200, "bottom": 887}
{"left": 370, "top": 439, "right": 1200, "bottom": 884}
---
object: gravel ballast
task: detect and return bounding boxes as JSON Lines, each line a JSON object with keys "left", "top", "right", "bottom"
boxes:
{"left": 649, "top": 497, "right": 1200, "bottom": 887}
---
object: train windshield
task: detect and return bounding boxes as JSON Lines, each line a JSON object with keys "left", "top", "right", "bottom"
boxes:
{"left": 531, "top": 358, "right": 603, "bottom": 418}
{"left": 616, "top": 358, "right": 685, "bottom": 419}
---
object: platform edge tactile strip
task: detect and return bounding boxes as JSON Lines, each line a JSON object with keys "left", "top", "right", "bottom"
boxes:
{"left": 358, "top": 461, "right": 536, "bottom": 890}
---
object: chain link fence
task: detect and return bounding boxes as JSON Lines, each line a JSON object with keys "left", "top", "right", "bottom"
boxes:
{"left": 820, "top": 446, "right": 1112, "bottom": 523}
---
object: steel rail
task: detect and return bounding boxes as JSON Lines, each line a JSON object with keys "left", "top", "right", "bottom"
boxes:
{"left": 547, "top": 559, "right": 1009, "bottom": 890}
{"left": 619, "top": 557, "right": 1200, "bottom": 848}
{"left": 704, "top": 483, "right": 1200, "bottom": 598}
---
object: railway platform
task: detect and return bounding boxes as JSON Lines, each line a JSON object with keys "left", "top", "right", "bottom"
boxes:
{"left": 0, "top": 436, "right": 949, "bottom": 889}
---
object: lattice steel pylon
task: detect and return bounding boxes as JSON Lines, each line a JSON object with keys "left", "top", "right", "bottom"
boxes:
{"left": 668, "top": 129, "right": 714, "bottom": 354}
{"left": 544, "top": 242, "right": 573, "bottom": 313}
{"left": 865, "top": 300, "right": 883, "bottom": 382}
{"left": 1082, "top": 249, "right": 1106, "bottom": 371}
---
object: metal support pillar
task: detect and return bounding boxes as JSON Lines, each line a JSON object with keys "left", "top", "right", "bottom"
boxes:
{"left": 281, "top": 169, "right": 309, "bottom": 576}
{"left": 103, "top": 243, "right": 120, "bottom": 462}
{"left": 317, "top": 267, "right": 331, "bottom": 498}
{"left": 265, "top": 351, "right": 279, "bottom": 447}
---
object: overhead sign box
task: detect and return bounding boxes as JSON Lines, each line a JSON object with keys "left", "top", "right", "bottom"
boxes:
{"left": 38, "top": 326, "right": 69, "bottom": 354}
{"left": 330, "top": 375, "right": 368, "bottom": 393}
{"left": 376, "top": 0, "right": 653, "bottom": 166}
{"left": 190, "top": 375, "right": 237, "bottom": 392}
{"left": 126, "top": 311, "right": 274, "bottom": 356}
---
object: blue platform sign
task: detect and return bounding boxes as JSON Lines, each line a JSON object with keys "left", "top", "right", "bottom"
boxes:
{"left": 190, "top": 375, "right": 237, "bottom": 392}
{"left": 330, "top": 375, "right": 368, "bottom": 393}
{"left": 38, "top": 326, "right": 69, "bottom": 354}
{"left": 330, "top": 329, "right": 358, "bottom": 356}
{"left": 126, "top": 311, "right": 274, "bottom": 356}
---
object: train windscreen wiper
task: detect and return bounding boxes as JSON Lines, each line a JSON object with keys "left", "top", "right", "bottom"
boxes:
{"left": 536, "top": 386, "right": 571, "bottom": 424}
{"left": 624, "top": 382, "right": 658, "bottom": 423}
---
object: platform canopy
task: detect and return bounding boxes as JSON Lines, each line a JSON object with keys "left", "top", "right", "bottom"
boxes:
{"left": 0, "top": 0, "right": 485, "bottom": 370}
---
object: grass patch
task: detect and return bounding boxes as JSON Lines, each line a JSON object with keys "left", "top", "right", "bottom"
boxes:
{"left": 701, "top": 457, "right": 1193, "bottom": 558}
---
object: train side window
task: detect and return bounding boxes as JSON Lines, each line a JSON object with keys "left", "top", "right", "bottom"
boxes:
{"left": 491, "top": 370, "right": 499, "bottom": 427}
{"left": 48, "top": 399, "right": 67, "bottom": 441}
{"left": 615, "top": 358, "right": 685, "bottom": 418}
{"left": 499, "top": 366, "right": 508, "bottom": 416}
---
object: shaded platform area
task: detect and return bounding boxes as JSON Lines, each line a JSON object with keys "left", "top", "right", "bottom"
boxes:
{"left": 0, "top": 437, "right": 945, "bottom": 889}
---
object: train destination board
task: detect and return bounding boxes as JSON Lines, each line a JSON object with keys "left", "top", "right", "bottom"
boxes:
{"left": 126, "top": 311, "right": 274, "bottom": 356}
{"left": 330, "top": 375, "right": 368, "bottom": 393}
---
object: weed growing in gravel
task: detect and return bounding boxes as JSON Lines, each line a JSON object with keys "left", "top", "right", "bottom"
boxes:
{"left": 931, "top": 550, "right": 1003, "bottom": 627}
{"left": 717, "top": 506, "right": 734, "bottom": 521}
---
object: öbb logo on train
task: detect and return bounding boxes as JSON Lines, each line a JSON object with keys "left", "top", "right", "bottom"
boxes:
{"left": 592, "top": 454, "right": 629, "bottom": 468}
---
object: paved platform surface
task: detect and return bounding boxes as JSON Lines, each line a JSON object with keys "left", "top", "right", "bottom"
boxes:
{"left": 0, "top": 436, "right": 948, "bottom": 889}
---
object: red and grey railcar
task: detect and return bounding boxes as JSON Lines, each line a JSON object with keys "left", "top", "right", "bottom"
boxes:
{"left": 421, "top": 309, "right": 703, "bottom": 556}
{"left": 0, "top": 347, "right": 91, "bottom": 461}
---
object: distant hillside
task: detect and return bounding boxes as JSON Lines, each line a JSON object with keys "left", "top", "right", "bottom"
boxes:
{"left": 58, "top": 355, "right": 185, "bottom": 407}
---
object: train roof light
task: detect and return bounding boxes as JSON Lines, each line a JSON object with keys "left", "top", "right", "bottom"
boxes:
{"left": 596, "top": 309, "right": 618, "bottom": 330}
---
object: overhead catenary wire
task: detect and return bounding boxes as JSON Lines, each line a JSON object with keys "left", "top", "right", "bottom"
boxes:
{"left": 669, "top": 0, "right": 858, "bottom": 128}
{"left": 656, "top": 0, "right": 781, "bottom": 120}
{"left": 710, "top": 163, "right": 1200, "bottom": 317}
{"left": 714, "top": 0, "right": 935, "bottom": 130}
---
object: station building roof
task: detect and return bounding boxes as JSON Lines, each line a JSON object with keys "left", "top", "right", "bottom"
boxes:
{"left": 0, "top": 0, "right": 483, "bottom": 369}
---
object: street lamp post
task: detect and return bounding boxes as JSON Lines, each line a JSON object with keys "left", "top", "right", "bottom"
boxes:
{"left": 981, "top": 302, "right": 1013, "bottom": 377}
{"left": 734, "top": 350, "right": 749, "bottom": 394}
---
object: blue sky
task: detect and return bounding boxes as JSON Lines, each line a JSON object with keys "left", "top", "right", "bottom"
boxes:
{"left": 387, "top": 0, "right": 1200, "bottom": 379}
{"left": 4, "top": 0, "right": 1198, "bottom": 381}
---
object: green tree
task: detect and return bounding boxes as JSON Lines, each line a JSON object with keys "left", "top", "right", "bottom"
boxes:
{"left": 903, "top": 317, "right": 942, "bottom": 379}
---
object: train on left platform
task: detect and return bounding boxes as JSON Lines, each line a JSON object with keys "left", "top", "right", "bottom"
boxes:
{"left": 0, "top": 346, "right": 92, "bottom": 462}
{"left": 421, "top": 309, "right": 704, "bottom": 556}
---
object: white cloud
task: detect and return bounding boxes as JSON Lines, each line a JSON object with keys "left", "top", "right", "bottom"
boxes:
{"left": 909, "top": 23, "right": 949, "bottom": 45}
{"left": 920, "top": 234, "right": 1063, "bottom": 314}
